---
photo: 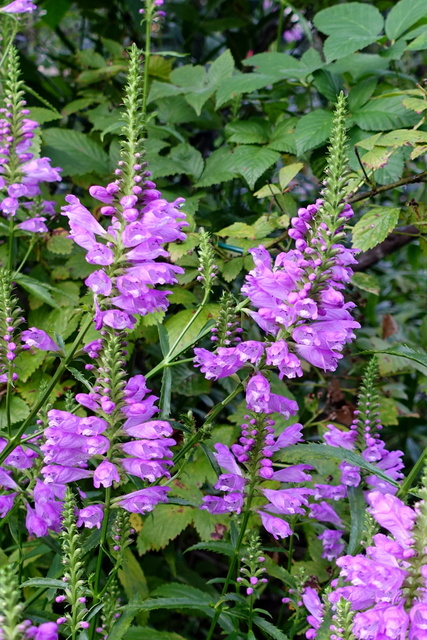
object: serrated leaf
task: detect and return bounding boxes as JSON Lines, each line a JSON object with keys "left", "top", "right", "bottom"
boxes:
{"left": 62, "top": 98, "right": 99, "bottom": 116}
{"left": 279, "top": 444, "right": 399, "bottom": 488}
{"left": 370, "top": 344, "right": 427, "bottom": 375}
{"left": 348, "top": 78, "right": 378, "bottom": 112}
{"left": 196, "top": 148, "right": 238, "bottom": 188}
{"left": 351, "top": 272, "right": 380, "bottom": 295}
{"left": 13, "top": 349, "right": 46, "bottom": 383}
{"left": 46, "top": 233, "right": 74, "bottom": 255}
{"left": 253, "top": 617, "right": 289, "bottom": 640}
{"left": 402, "top": 97, "right": 427, "bottom": 113}
{"left": 118, "top": 549, "right": 149, "bottom": 624}
{"left": 28, "top": 107, "right": 61, "bottom": 124}
{"left": 221, "top": 257, "right": 244, "bottom": 282}
{"left": 186, "top": 541, "right": 234, "bottom": 556}
{"left": 378, "top": 396, "right": 399, "bottom": 426}
{"left": 352, "top": 96, "right": 418, "bottom": 131}
{"left": 21, "top": 577, "right": 64, "bottom": 589}
{"left": 230, "top": 145, "right": 280, "bottom": 189}
{"left": 253, "top": 184, "right": 281, "bottom": 198}
{"left": 359, "top": 147, "right": 391, "bottom": 170}
{"left": 137, "top": 505, "right": 193, "bottom": 554}
{"left": 169, "top": 143, "right": 204, "bottom": 180}
{"left": 226, "top": 119, "right": 270, "bottom": 144}
{"left": 217, "top": 222, "right": 253, "bottom": 238}
{"left": 347, "top": 486, "right": 366, "bottom": 554}
{"left": 15, "top": 274, "right": 61, "bottom": 309}
{"left": 385, "top": 0, "right": 427, "bottom": 40}
{"left": 108, "top": 609, "right": 138, "bottom": 640}
{"left": 352, "top": 207, "right": 400, "bottom": 252}
{"left": 42, "top": 128, "right": 109, "bottom": 176}
{"left": 279, "top": 163, "right": 304, "bottom": 190}
{"left": 0, "top": 396, "right": 30, "bottom": 429}
{"left": 326, "top": 53, "right": 389, "bottom": 81}
{"left": 124, "top": 583, "right": 213, "bottom": 613}
{"left": 314, "top": 2, "right": 383, "bottom": 62}
{"left": 295, "top": 110, "right": 334, "bottom": 155}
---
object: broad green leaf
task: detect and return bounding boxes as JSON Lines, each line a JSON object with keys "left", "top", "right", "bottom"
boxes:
{"left": 108, "top": 609, "right": 138, "bottom": 640}
{"left": 402, "top": 97, "right": 427, "bottom": 113}
{"left": 76, "top": 65, "right": 126, "bottom": 85}
{"left": 348, "top": 78, "right": 378, "bottom": 112}
{"left": 253, "top": 184, "right": 281, "bottom": 198}
{"left": 352, "top": 207, "right": 400, "bottom": 252}
{"left": 167, "top": 143, "right": 204, "bottom": 179}
{"left": 314, "top": 3, "right": 384, "bottom": 62}
{"left": 41, "top": 0, "right": 71, "bottom": 29}
{"left": 118, "top": 549, "right": 149, "bottom": 625}
{"left": 215, "top": 73, "right": 277, "bottom": 109}
{"left": 137, "top": 505, "right": 193, "bottom": 554}
{"left": 268, "top": 118, "right": 298, "bottom": 154}
{"left": 374, "top": 149, "right": 404, "bottom": 185}
{"left": 385, "top": 0, "right": 427, "bottom": 40}
{"left": 124, "top": 629, "right": 186, "bottom": 640}
{"left": 279, "top": 163, "right": 304, "bottom": 190}
{"left": 263, "top": 557, "right": 297, "bottom": 589}
{"left": 0, "top": 396, "right": 30, "bottom": 429}
{"left": 279, "top": 444, "right": 399, "bottom": 488}
{"left": 406, "top": 32, "right": 427, "bottom": 51}
{"left": 207, "top": 49, "right": 234, "bottom": 86}
{"left": 148, "top": 55, "right": 173, "bottom": 79}
{"left": 351, "top": 272, "right": 380, "bottom": 295}
{"left": 42, "top": 128, "right": 109, "bottom": 176}
{"left": 221, "top": 257, "right": 244, "bottom": 282}
{"left": 359, "top": 147, "right": 391, "bottom": 171}
{"left": 13, "top": 349, "right": 46, "bottom": 383}
{"left": 125, "top": 583, "right": 213, "bottom": 612}
{"left": 196, "top": 148, "right": 238, "bottom": 187}
{"left": 294, "top": 110, "right": 334, "bottom": 155}
{"left": 218, "top": 222, "right": 254, "bottom": 238}
{"left": 253, "top": 617, "right": 289, "bottom": 640}
{"left": 352, "top": 96, "right": 419, "bottom": 131}
{"left": 28, "top": 107, "right": 61, "bottom": 124}
{"left": 62, "top": 98, "right": 99, "bottom": 115}
{"left": 147, "top": 80, "right": 183, "bottom": 103}
{"left": 378, "top": 129, "right": 427, "bottom": 146}
{"left": 312, "top": 69, "right": 342, "bottom": 101}
{"left": 242, "top": 52, "right": 307, "bottom": 80}
{"left": 326, "top": 53, "right": 389, "bottom": 81}
{"left": 378, "top": 396, "right": 399, "bottom": 426}
{"left": 46, "top": 234, "right": 74, "bottom": 255}
{"left": 225, "top": 119, "right": 270, "bottom": 144}
{"left": 230, "top": 145, "right": 280, "bottom": 189}
{"left": 347, "top": 486, "right": 366, "bottom": 554}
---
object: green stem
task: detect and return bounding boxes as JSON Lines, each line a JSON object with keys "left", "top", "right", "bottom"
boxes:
{"left": 275, "top": 0, "right": 286, "bottom": 51}
{"left": 206, "top": 500, "right": 253, "bottom": 640}
{"left": 0, "top": 21, "right": 18, "bottom": 72}
{"left": 89, "top": 486, "right": 112, "bottom": 640}
{"left": 0, "top": 315, "right": 93, "bottom": 465}
{"left": 14, "top": 236, "right": 36, "bottom": 275}
{"left": 141, "top": 0, "right": 152, "bottom": 131}
{"left": 7, "top": 217, "right": 15, "bottom": 272}
{"left": 398, "top": 446, "right": 427, "bottom": 498}
{"left": 5, "top": 369, "right": 12, "bottom": 438}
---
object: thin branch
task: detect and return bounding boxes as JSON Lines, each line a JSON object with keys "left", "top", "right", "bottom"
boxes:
{"left": 349, "top": 171, "right": 427, "bottom": 204}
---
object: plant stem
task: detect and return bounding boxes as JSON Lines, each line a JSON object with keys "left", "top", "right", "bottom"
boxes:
{"left": 0, "top": 315, "right": 93, "bottom": 465}
{"left": 89, "top": 486, "right": 112, "bottom": 640}
{"left": 141, "top": 0, "right": 152, "bottom": 130}
{"left": 14, "top": 236, "right": 36, "bottom": 275}
{"left": 348, "top": 170, "right": 427, "bottom": 204}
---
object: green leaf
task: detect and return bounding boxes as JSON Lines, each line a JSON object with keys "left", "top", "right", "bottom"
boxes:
{"left": 118, "top": 549, "right": 149, "bottom": 627}
{"left": 229, "top": 145, "right": 280, "bottom": 189}
{"left": 279, "top": 444, "right": 399, "bottom": 488}
{"left": 169, "top": 143, "right": 204, "bottom": 180}
{"left": 62, "top": 98, "right": 99, "bottom": 115}
{"left": 42, "top": 129, "right": 109, "bottom": 176}
{"left": 242, "top": 52, "right": 307, "bottom": 80}
{"left": 294, "top": 110, "right": 334, "bottom": 155}
{"left": 385, "top": 0, "right": 427, "bottom": 40}
{"left": 351, "top": 272, "right": 380, "bottom": 295}
{"left": 312, "top": 70, "right": 342, "bottom": 102}
{"left": 0, "top": 396, "right": 30, "bottom": 429}
{"left": 196, "top": 148, "right": 238, "bottom": 188}
{"left": 359, "top": 147, "right": 391, "bottom": 171}
{"left": 15, "top": 274, "right": 61, "bottom": 309}
{"left": 28, "top": 107, "right": 61, "bottom": 124}
{"left": 165, "top": 305, "right": 218, "bottom": 358}
{"left": 225, "top": 119, "right": 270, "bottom": 144}
{"left": 347, "top": 486, "right": 366, "bottom": 554}
{"left": 279, "top": 163, "right": 304, "bottom": 190}
{"left": 313, "top": 2, "right": 384, "bottom": 62}
{"left": 124, "top": 629, "right": 187, "bottom": 640}
{"left": 137, "top": 505, "right": 193, "bottom": 554}
{"left": 263, "top": 557, "right": 297, "bottom": 589}
{"left": 352, "top": 207, "right": 400, "bottom": 252}
{"left": 215, "top": 73, "right": 277, "bottom": 109}
{"left": 348, "top": 78, "right": 378, "bottom": 112}
{"left": 253, "top": 617, "right": 289, "bottom": 640}
{"left": 352, "top": 96, "right": 419, "bottom": 131}
{"left": 46, "top": 234, "right": 74, "bottom": 255}
{"left": 221, "top": 257, "right": 244, "bottom": 282}
{"left": 124, "top": 583, "right": 213, "bottom": 612}
{"left": 326, "top": 53, "right": 389, "bottom": 81}
{"left": 186, "top": 541, "right": 234, "bottom": 556}
{"left": 20, "top": 578, "right": 65, "bottom": 589}
{"left": 402, "top": 97, "right": 427, "bottom": 113}
{"left": 406, "top": 31, "right": 427, "bottom": 51}
{"left": 369, "top": 344, "right": 427, "bottom": 375}
{"left": 207, "top": 49, "right": 234, "bottom": 87}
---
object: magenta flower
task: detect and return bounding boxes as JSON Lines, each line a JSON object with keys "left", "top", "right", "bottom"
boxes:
{"left": 117, "top": 486, "right": 170, "bottom": 514}
{"left": 93, "top": 460, "right": 120, "bottom": 488}
{"left": 259, "top": 511, "right": 291, "bottom": 539}
{"left": 76, "top": 505, "right": 104, "bottom": 529}
{"left": 21, "top": 328, "right": 60, "bottom": 352}
{"left": 367, "top": 491, "right": 415, "bottom": 548}
{"left": 33, "top": 622, "right": 59, "bottom": 640}
{"left": 0, "top": 0, "right": 37, "bottom": 13}
{"left": 0, "top": 492, "right": 16, "bottom": 517}
{"left": 302, "top": 587, "right": 324, "bottom": 639}
{"left": 26, "top": 504, "right": 48, "bottom": 537}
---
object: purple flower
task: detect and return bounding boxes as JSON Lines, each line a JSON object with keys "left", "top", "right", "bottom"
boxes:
{"left": 318, "top": 529, "right": 345, "bottom": 560}
{"left": 246, "top": 372, "right": 270, "bottom": 412}
{"left": 17, "top": 216, "right": 48, "bottom": 232}
{"left": 367, "top": 491, "right": 415, "bottom": 548}
{"left": 21, "top": 328, "right": 60, "bottom": 352}
{"left": 0, "top": 0, "right": 37, "bottom": 13}
{"left": 26, "top": 504, "right": 48, "bottom": 537}
{"left": 323, "top": 424, "right": 357, "bottom": 449}
{"left": 201, "top": 492, "right": 244, "bottom": 515}
{"left": 21, "top": 158, "right": 61, "bottom": 182}
{"left": 263, "top": 487, "right": 312, "bottom": 515}
{"left": 93, "top": 460, "right": 120, "bottom": 488}
{"left": 259, "top": 511, "right": 291, "bottom": 539}
{"left": 309, "top": 501, "right": 343, "bottom": 527}
{"left": 409, "top": 602, "right": 427, "bottom": 640}
{"left": 302, "top": 587, "right": 324, "bottom": 639}
{"left": 213, "top": 443, "right": 242, "bottom": 475}
{"left": 33, "top": 622, "right": 59, "bottom": 640}
{"left": 117, "top": 486, "right": 170, "bottom": 513}
{"left": 76, "top": 505, "right": 104, "bottom": 529}
{"left": 0, "top": 492, "right": 16, "bottom": 517}
{"left": 339, "top": 461, "right": 361, "bottom": 487}
{"left": 85, "top": 270, "right": 112, "bottom": 295}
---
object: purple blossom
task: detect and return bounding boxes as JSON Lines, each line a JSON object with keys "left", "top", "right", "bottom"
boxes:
{"left": 309, "top": 501, "right": 343, "bottom": 527}
{"left": 76, "top": 505, "right": 104, "bottom": 529}
{"left": 258, "top": 511, "right": 291, "bottom": 539}
{"left": 17, "top": 216, "right": 48, "bottom": 232}
{"left": 367, "top": 491, "right": 415, "bottom": 548}
{"left": 0, "top": 492, "right": 16, "bottom": 517}
{"left": 117, "top": 486, "right": 170, "bottom": 514}
{"left": 246, "top": 372, "right": 270, "bottom": 413}
{"left": 93, "top": 460, "right": 120, "bottom": 488}
{"left": 26, "top": 504, "right": 48, "bottom": 537}
{"left": 302, "top": 587, "right": 324, "bottom": 639}
{"left": 0, "top": 0, "right": 37, "bottom": 14}
{"left": 263, "top": 487, "right": 312, "bottom": 515}
{"left": 21, "top": 328, "right": 60, "bottom": 352}
{"left": 318, "top": 529, "right": 345, "bottom": 560}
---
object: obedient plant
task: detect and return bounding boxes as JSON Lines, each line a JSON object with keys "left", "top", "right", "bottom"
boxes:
{"left": 1, "top": 1, "right": 426, "bottom": 639}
